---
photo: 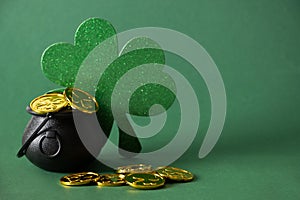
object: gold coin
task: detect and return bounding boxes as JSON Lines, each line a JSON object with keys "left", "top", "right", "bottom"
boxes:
{"left": 96, "top": 174, "right": 126, "bottom": 186}
{"left": 116, "top": 164, "right": 153, "bottom": 174}
{"left": 155, "top": 166, "right": 194, "bottom": 182}
{"left": 30, "top": 93, "right": 68, "bottom": 114}
{"left": 64, "top": 88, "right": 99, "bottom": 114}
{"left": 125, "top": 173, "right": 165, "bottom": 190}
{"left": 60, "top": 172, "right": 100, "bottom": 186}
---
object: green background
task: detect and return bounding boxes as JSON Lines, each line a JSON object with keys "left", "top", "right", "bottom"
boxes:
{"left": 1, "top": 0, "right": 299, "bottom": 199}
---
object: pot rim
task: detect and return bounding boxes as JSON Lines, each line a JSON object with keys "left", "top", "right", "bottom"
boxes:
{"left": 26, "top": 106, "right": 84, "bottom": 117}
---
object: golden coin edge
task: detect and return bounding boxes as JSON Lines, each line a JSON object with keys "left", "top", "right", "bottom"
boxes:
{"left": 116, "top": 164, "right": 153, "bottom": 174}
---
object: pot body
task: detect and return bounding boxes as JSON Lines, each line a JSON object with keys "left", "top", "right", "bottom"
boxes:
{"left": 22, "top": 107, "right": 105, "bottom": 172}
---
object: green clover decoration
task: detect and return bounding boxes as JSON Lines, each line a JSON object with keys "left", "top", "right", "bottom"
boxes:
{"left": 41, "top": 18, "right": 176, "bottom": 154}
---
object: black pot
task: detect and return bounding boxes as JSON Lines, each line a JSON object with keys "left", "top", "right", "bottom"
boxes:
{"left": 18, "top": 106, "right": 105, "bottom": 172}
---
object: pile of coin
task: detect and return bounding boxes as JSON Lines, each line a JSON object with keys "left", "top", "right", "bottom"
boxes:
{"left": 30, "top": 87, "right": 99, "bottom": 114}
{"left": 60, "top": 164, "right": 194, "bottom": 190}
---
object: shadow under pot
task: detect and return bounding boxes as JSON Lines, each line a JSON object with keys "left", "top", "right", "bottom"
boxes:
{"left": 17, "top": 106, "right": 106, "bottom": 172}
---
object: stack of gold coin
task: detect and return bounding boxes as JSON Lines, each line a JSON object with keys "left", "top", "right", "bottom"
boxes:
{"left": 30, "top": 87, "right": 99, "bottom": 114}
{"left": 116, "top": 164, "right": 153, "bottom": 174}
{"left": 59, "top": 164, "right": 194, "bottom": 190}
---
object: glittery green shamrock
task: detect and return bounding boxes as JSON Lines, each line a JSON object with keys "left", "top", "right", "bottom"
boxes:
{"left": 41, "top": 18, "right": 176, "bottom": 153}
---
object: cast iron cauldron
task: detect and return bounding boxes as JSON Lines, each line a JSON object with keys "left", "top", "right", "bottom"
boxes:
{"left": 17, "top": 106, "right": 105, "bottom": 172}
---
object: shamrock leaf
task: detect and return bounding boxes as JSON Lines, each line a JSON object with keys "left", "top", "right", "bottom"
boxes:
{"left": 41, "top": 18, "right": 117, "bottom": 87}
{"left": 97, "top": 37, "right": 176, "bottom": 116}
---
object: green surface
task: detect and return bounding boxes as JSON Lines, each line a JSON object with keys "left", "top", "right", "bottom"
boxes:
{"left": 1, "top": 0, "right": 300, "bottom": 199}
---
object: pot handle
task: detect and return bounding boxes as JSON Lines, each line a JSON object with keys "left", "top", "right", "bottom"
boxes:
{"left": 17, "top": 113, "right": 53, "bottom": 158}
{"left": 39, "top": 130, "right": 61, "bottom": 158}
